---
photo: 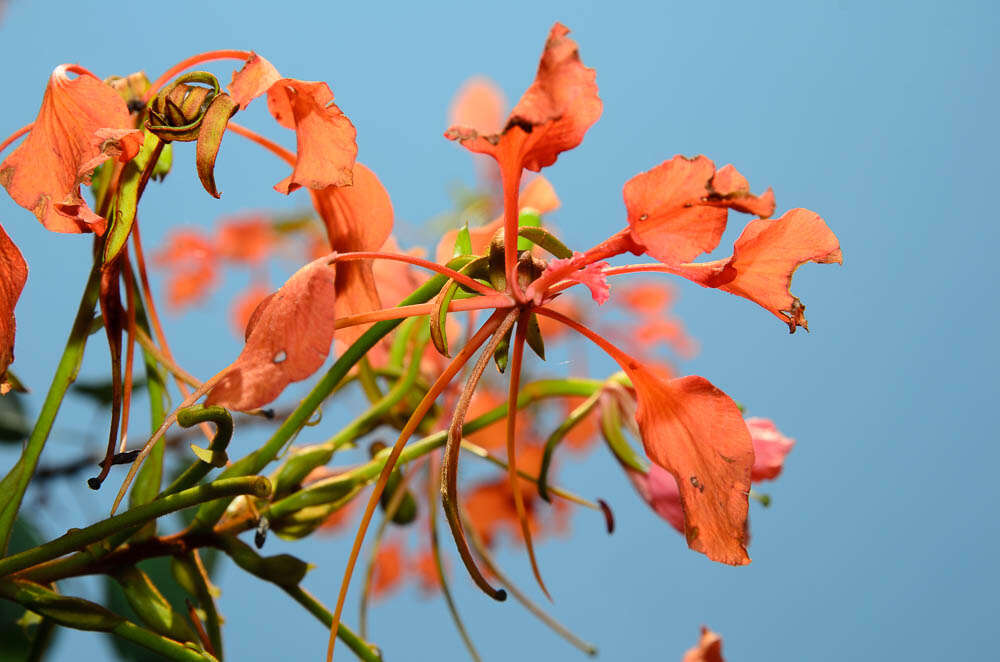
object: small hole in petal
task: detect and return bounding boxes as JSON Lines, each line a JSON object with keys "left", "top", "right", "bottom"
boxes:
{"left": 273, "top": 350, "right": 287, "bottom": 364}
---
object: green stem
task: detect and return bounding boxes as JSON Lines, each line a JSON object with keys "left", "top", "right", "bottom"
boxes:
{"left": 538, "top": 389, "right": 603, "bottom": 502}
{"left": 0, "top": 261, "right": 102, "bottom": 554}
{"left": 163, "top": 406, "right": 235, "bottom": 496}
{"left": 113, "top": 619, "right": 216, "bottom": 661}
{"left": 283, "top": 586, "right": 382, "bottom": 662}
{"left": 0, "top": 477, "right": 271, "bottom": 578}
{"left": 266, "top": 378, "right": 601, "bottom": 520}
{"left": 187, "top": 265, "right": 471, "bottom": 531}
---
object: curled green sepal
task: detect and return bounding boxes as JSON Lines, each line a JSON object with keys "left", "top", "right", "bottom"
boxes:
{"left": 525, "top": 312, "right": 545, "bottom": 360}
{"left": 196, "top": 94, "right": 239, "bottom": 199}
{"left": 216, "top": 535, "right": 312, "bottom": 587}
{"left": 430, "top": 256, "right": 489, "bottom": 358}
{"left": 111, "top": 565, "right": 198, "bottom": 642}
{"left": 452, "top": 223, "right": 473, "bottom": 258}
{"left": 517, "top": 226, "right": 573, "bottom": 259}
{"left": 146, "top": 72, "right": 221, "bottom": 143}
{"left": 538, "top": 389, "right": 602, "bottom": 502}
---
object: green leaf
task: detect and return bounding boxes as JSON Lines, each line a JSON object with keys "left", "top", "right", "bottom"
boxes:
{"left": 103, "top": 131, "right": 164, "bottom": 264}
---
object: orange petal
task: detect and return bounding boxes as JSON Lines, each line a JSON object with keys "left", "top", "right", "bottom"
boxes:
{"left": 624, "top": 156, "right": 773, "bottom": 265}
{"left": 228, "top": 52, "right": 281, "bottom": 110}
{"left": 445, "top": 23, "right": 601, "bottom": 174}
{"left": 449, "top": 76, "right": 507, "bottom": 135}
{"left": 0, "top": 224, "right": 27, "bottom": 382}
{"left": 682, "top": 626, "right": 726, "bottom": 662}
{"left": 267, "top": 79, "right": 357, "bottom": 194}
{"left": 372, "top": 540, "right": 405, "bottom": 599}
{"left": 669, "top": 208, "right": 842, "bottom": 331}
{"left": 0, "top": 65, "right": 133, "bottom": 234}
{"left": 311, "top": 163, "right": 393, "bottom": 343}
{"left": 206, "top": 256, "right": 338, "bottom": 410}
{"left": 624, "top": 364, "right": 753, "bottom": 565}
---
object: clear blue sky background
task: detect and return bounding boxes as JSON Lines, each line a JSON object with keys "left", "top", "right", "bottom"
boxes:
{"left": 1, "top": 1, "right": 997, "bottom": 660}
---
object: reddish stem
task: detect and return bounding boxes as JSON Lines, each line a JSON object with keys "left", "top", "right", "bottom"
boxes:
{"left": 227, "top": 120, "right": 296, "bottom": 167}
{"left": 505, "top": 310, "right": 551, "bottom": 600}
{"left": 327, "top": 310, "right": 507, "bottom": 662}
{"left": 499, "top": 162, "right": 526, "bottom": 302}
{"left": 120, "top": 256, "right": 138, "bottom": 453}
{"left": 532, "top": 306, "right": 636, "bottom": 369}
{"left": 143, "top": 50, "right": 254, "bottom": 103}
{"left": 330, "top": 251, "right": 498, "bottom": 297}
{"left": 333, "top": 294, "right": 513, "bottom": 330}
{"left": 0, "top": 122, "right": 32, "bottom": 156}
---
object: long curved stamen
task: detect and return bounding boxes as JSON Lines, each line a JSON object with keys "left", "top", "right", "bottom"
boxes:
{"left": 329, "top": 252, "right": 497, "bottom": 297}
{"left": 0, "top": 122, "right": 32, "bottom": 156}
{"left": 143, "top": 50, "right": 254, "bottom": 104}
{"left": 227, "top": 120, "right": 296, "bottom": 166}
{"left": 119, "top": 259, "right": 138, "bottom": 454}
{"left": 333, "top": 295, "right": 513, "bottom": 330}
{"left": 441, "top": 310, "right": 518, "bottom": 602}
{"left": 327, "top": 310, "right": 507, "bottom": 662}
{"left": 532, "top": 307, "right": 634, "bottom": 367}
{"left": 506, "top": 310, "right": 551, "bottom": 600}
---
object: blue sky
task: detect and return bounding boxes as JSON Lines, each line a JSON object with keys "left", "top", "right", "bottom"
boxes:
{"left": 0, "top": 1, "right": 997, "bottom": 660}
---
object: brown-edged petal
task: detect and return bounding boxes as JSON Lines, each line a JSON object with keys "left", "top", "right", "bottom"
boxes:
{"left": 268, "top": 79, "right": 357, "bottom": 194}
{"left": 0, "top": 65, "right": 133, "bottom": 234}
{"left": 444, "top": 23, "right": 601, "bottom": 175}
{"left": 624, "top": 156, "right": 774, "bottom": 265}
{"left": 623, "top": 363, "right": 753, "bottom": 565}
{"left": 206, "top": 256, "right": 337, "bottom": 411}
{"left": 668, "top": 208, "right": 842, "bottom": 331}
{"left": 228, "top": 52, "right": 281, "bottom": 110}
{"left": 0, "top": 224, "right": 27, "bottom": 384}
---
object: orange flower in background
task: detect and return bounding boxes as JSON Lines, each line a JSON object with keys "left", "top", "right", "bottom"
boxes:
{"left": 154, "top": 229, "right": 219, "bottom": 309}
{"left": 682, "top": 627, "right": 726, "bottom": 662}
{"left": 371, "top": 540, "right": 405, "bottom": 599}
{"left": 0, "top": 64, "right": 139, "bottom": 234}
{"left": 215, "top": 213, "right": 277, "bottom": 264}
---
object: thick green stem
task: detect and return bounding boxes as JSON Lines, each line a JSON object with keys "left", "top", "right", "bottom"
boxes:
{"left": 187, "top": 266, "right": 470, "bottom": 531}
{"left": 0, "top": 477, "right": 271, "bottom": 578}
{"left": 0, "top": 262, "right": 102, "bottom": 554}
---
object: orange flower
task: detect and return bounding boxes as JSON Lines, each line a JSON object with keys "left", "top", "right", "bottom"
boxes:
{"left": 154, "top": 229, "right": 219, "bottom": 309}
{"left": 0, "top": 64, "right": 139, "bottom": 234}
{"left": 371, "top": 540, "right": 405, "bottom": 599}
{"left": 682, "top": 627, "right": 726, "bottom": 662}
{"left": 215, "top": 214, "right": 278, "bottom": 264}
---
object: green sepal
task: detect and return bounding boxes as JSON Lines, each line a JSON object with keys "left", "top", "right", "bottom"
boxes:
{"left": 103, "top": 129, "right": 163, "bottom": 264}
{"left": 111, "top": 566, "right": 197, "bottom": 642}
{"left": 600, "top": 398, "right": 648, "bottom": 474}
{"left": 189, "top": 444, "right": 227, "bottom": 468}
{"left": 517, "top": 226, "right": 573, "bottom": 259}
{"left": 516, "top": 209, "right": 542, "bottom": 250}
{"left": 493, "top": 326, "right": 513, "bottom": 374}
{"left": 217, "top": 535, "right": 313, "bottom": 587}
{"left": 452, "top": 223, "right": 473, "bottom": 257}
{"left": 525, "top": 313, "right": 545, "bottom": 360}
{"left": 0, "top": 579, "right": 124, "bottom": 632}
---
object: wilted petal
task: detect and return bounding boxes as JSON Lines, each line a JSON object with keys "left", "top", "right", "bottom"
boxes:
{"left": 205, "top": 256, "right": 337, "bottom": 410}
{"left": 0, "top": 65, "right": 133, "bottom": 234}
{"left": 228, "top": 52, "right": 281, "bottom": 110}
{"left": 77, "top": 127, "right": 144, "bottom": 175}
{"left": 747, "top": 417, "right": 795, "bottom": 481}
{"left": 668, "top": 208, "right": 842, "bottom": 331}
{"left": 682, "top": 627, "right": 726, "bottom": 662}
{"left": 0, "top": 224, "right": 27, "bottom": 382}
{"left": 311, "top": 162, "right": 393, "bottom": 338}
{"left": 624, "top": 156, "right": 774, "bottom": 265}
{"left": 624, "top": 364, "right": 753, "bottom": 565}
{"left": 445, "top": 23, "right": 601, "bottom": 174}
{"left": 268, "top": 79, "right": 357, "bottom": 194}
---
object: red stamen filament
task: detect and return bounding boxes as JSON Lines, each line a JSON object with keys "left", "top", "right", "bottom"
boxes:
{"left": 333, "top": 294, "right": 513, "bottom": 330}
{"left": 227, "top": 121, "right": 296, "bottom": 166}
{"left": 0, "top": 122, "right": 32, "bottom": 156}
{"left": 143, "top": 50, "right": 254, "bottom": 103}
{"left": 330, "top": 252, "right": 498, "bottom": 297}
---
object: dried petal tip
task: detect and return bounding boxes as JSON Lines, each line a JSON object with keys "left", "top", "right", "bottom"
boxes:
{"left": 0, "top": 64, "right": 133, "bottom": 234}
{"left": 228, "top": 52, "right": 281, "bottom": 110}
